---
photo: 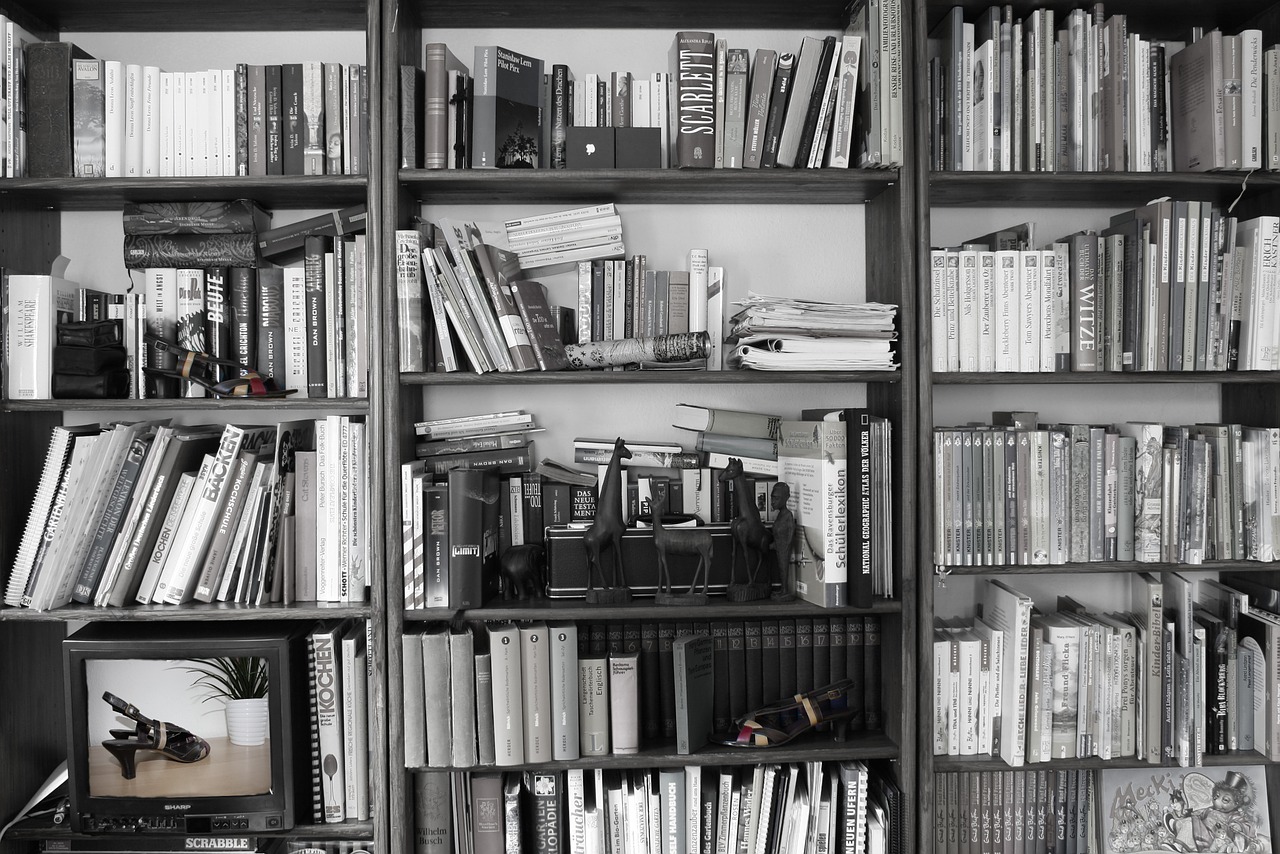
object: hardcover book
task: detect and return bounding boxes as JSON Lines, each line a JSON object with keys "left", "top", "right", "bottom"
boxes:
{"left": 778, "top": 418, "right": 849, "bottom": 608}
{"left": 71, "top": 56, "right": 105, "bottom": 177}
{"left": 672, "top": 633, "right": 715, "bottom": 754}
{"left": 424, "top": 44, "right": 467, "bottom": 169}
{"left": 471, "top": 45, "right": 542, "bottom": 168}
{"left": 670, "top": 32, "right": 717, "bottom": 168}
{"left": 24, "top": 41, "right": 93, "bottom": 178}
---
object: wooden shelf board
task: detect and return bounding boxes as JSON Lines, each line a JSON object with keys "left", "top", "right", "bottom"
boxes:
{"left": 406, "top": 0, "right": 852, "bottom": 30}
{"left": 401, "top": 168, "right": 899, "bottom": 204}
{"left": 0, "top": 602, "right": 372, "bottom": 622}
{"left": 14, "top": 822, "right": 377, "bottom": 840}
{"left": 922, "top": 1, "right": 1278, "bottom": 41}
{"left": 0, "top": 176, "right": 367, "bottom": 211}
{"left": 933, "top": 751, "right": 1269, "bottom": 773}
{"left": 934, "top": 560, "right": 1280, "bottom": 577}
{"left": 409, "top": 731, "right": 900, "bottom": 772}
{"left": 4, "top": 398, "right": 369, "bottom": 413}
{"left": 408, "top": 597, "right": 901, "bottom": 622}
{"left": 14, "top": 0, "right": 367, "bottom": 32}
{"left": 405, "top": 369, "right": 900, "bottom": 386}
{"left": 928, "top": 171, "right": 1279, "bottom": 207}
{"left": 933, "top": 371, "right": 1280, "bottom": 384}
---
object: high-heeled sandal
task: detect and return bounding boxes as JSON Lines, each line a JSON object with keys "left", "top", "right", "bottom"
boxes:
{"left": 101, "top": 691, "right": 211, "bottom": 779}
{"left": 713, "top": 678, "right": 858, "bottom": 748}
{"left": 144, "top": 334, "right": 296, "bottom": 399}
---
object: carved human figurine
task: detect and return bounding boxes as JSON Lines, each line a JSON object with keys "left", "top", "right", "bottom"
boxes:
{"left": 770, "top": 481, "right": 797, "bottom": 601}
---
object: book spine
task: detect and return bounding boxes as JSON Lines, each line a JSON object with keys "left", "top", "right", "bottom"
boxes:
{"left": 256, "top": 268, "right": 285, "bottom": 383}
{"left": 304, "top": 235, "right": 330, "bottom": 397}
{"left": 608, "top": 651, "right": 640, "bottom": 754}
{"left": 72, "top": 57, "right": 106, "bottom": 177}
{"left": 671, "top": 32, "right": 717, "bottom": 167}
{"left": 311, "top": 626, "right": 346, "bottom": 822}
{"left": 122, "top": 234, "right": 260, "bottom": 269}
{"left": 25, "top": 42, "right": 77, "bottom": 178}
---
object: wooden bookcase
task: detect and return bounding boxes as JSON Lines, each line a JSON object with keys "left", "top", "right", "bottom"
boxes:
{"left": 914, "top": 0, "right": 1280, "bottom": 846}
{"left": 0, "top": 1, "right": 386, "bottom": 852}
{"left": 380, "top": 0, "right": 917, "bottom": 851}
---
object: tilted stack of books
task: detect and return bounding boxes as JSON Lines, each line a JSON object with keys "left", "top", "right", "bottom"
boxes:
{"left": 726, "top": 293, "right": 898, "bottom": 371}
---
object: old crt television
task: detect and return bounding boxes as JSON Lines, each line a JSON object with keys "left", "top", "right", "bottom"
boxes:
{"left": 63, "top": 622, "right": 309, "bottom": 833}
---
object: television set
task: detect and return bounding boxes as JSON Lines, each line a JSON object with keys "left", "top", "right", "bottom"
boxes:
{"left": 63, "top": 622, "right": 310, "bottom": 834}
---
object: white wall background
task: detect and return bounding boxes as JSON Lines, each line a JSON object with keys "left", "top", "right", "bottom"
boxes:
{"left": 84, "top": 657, "right": 238, "bottom": 740}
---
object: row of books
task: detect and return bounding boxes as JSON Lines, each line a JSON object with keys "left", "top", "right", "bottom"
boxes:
{"left": 2, "top": 416, "right": 369, "bottom": 611}
{"left": 932, "top": 205, "right": 1279, "bottom": 374}
{"left": 936, "top": 765, "right": 1273, "bottom": 854}
{"left": 307, "top": 620, "right": 372, "bottom": 825}
{"left": 404, "top": 616, "right": 884, "bottom": 770}
{"left": 21, "top": 40, "right": 368, "bottom": 178}
{"left": 929, "top": 5, "right": 1270, "bottom": 174}
{"left": 932, "top": 413, "right": 1280, "bottom": 568}
{"left": 416, "top": 761, "right": 902, "bottom": 854}
{"left": 950, "top": 574, "right": 1280, "bottom": 770}
{"left": 401, "top": 10, "right": 902, "bottom": 173}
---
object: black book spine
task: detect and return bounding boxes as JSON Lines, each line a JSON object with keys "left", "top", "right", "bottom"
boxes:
{"left": 521, "top": 473, "right": 544, "bottom": 545}
{"left": 794, "top": 36, "right": 836, "bottom": 167}
{"left": 828, "top": 616, "right": 846, "bottom": 687}
{"left": 281, "top": 63, "right": 304, "bottom": 174}
{"left": 303, "top": 234, "right": 330, "bottom": 398}
{"left": 446, "top": 467, "right": 491, "bottom": 609}
{"left": 203, "top": 267, "right": 232, "bottom": 381}
{"left": 794, "top": 617, "right": 814, "bottom": 694}
{"left": 227, "top": 267, "right": 258, "bottom": 369}
{"left": 256, "top": 267, "right": 285, "bottom": 382}
{"left": 70, "top": 435, "right": 147, "bottom": 603}
{"left": 760, "top": 619, "right": 780, "bottom": 705}
{"left": 864, "top": 613, "right": 882, "bottom": 730}
{"left": 743, "top": 620, "right": 763, "bottom": 712}
{"left": 606, "top": 622, "right": 624, "bottom": 655}
{"left": 845, "top": 615, "right": 866, "bottom": 730}
{"left": 265, "top": 64, "right": 283, "bottom": 175}
{"left": 401, "top": 65, "right": 424, "bottom": 169}
{"left": 726, "top": 621, "right": 747, "bottom": 721}
{"left": 760, "top": 53, "right": 794, "bottom": 168}
{"left": 711, "top": 621, "right": 731, "bottom": 734}
{"left": 588, "top": 621, "right": 607, "bottom": 656}
{"left": 658, "top": 621, "right": 677, "bottom": 739}
{"left": 122, "top": 234, "right": 260, "bottom": 269}
{"left": 640, "top": 622, "right": 661, "bottom": 741}
{"left": 235, "top": 63, "right": 249, "bottom": 175}
{"left": 26, "top": 42, "right": 90, "bottom": 178}
{"left": 777, "top": 618, "right": 797, "bottom": 699}
{"left": 811, "top": 617, "right": 830, "bottom": 688}
{"left": 698, "top": 772, "right": 718, "bottom": 854}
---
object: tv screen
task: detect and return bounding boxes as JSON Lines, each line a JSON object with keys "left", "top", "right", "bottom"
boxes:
{"left": 64, "top": 623, "right": 308, "bottom": 834}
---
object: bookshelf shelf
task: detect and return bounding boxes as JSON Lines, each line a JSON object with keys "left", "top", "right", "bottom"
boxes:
{"left": 933, "top": 371, "right": 1280, "bottom": 384}
{"left": 932, "top": 751, "right": 1271, "bottom": 774}
{"left": 400, "top": 167, "right": 900, "bottom": 205}
{"left": 3, "top": 398, "right": 371, "bottom": 413}
{"left": 406, "top": 597, "right": 902, "bottom": 623}
{"left": 21, "top": 0, "right": 369, "bottom": 33}
{"left": 14, "top": 821, "right": 378, "bottom": 841}
{"left": 0, "top": 176, "right": 368, "bottom": 211}
{"left": 404, "top": 0, "right": 853, "bottom": 31}
{"left": 933, "top": 560, "right": 1280, "bottom": 577}
{"left": 927, "top": 170, "right": 1277, "bottom": 207}
{"left": 406, "top": 731, "right": 901, "bottom": 773}
{"left": 402, "top": 369, "right": 902, "bottom": 386}
{"left": 0, "top": 602, "right": 374, "bottom": 623}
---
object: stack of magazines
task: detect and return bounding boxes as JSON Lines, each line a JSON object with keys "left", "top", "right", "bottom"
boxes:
{"left": 726, "top": 292, "right": 898, "bottom": 371}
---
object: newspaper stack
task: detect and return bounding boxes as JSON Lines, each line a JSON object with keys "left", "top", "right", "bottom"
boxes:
{"left": 726, "top": 292, "right": 898, "bottom": 371}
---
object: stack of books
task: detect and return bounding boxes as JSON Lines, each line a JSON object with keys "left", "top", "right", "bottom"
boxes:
{"left": 726, "top": 293, "right": 898, "bottom": 371}
{"left": 506, "top": 203, "right": 624, "bottom": 273}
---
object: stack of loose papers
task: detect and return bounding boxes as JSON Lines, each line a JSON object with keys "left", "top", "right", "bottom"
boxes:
{"left": 726, "top": 292, "right": 898, "bottom": 371}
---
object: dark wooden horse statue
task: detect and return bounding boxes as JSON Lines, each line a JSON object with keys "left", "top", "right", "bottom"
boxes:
{"left": 583, "top": 437, "right": 631, "bottom": 601}
{"left": 650, "top": 495, "right": 711, "bottom": 603}
{"left": 719, "top": 457, "right": 773, "bottom": 585}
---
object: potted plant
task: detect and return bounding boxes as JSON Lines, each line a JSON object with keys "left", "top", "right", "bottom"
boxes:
{"left": 183, "top": 657, "right": 270, "bottom": 746}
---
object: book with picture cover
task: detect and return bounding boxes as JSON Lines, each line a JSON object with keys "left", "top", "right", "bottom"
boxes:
{"left": 471, "top": 45, "right": 542, "bottom": 168}
{"left": 778, "top": 418, "right": 848, "bottom": 608}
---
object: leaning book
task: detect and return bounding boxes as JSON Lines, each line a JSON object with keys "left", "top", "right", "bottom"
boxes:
{"left": 777, "top": 418, "right": 848, "bottom": 607}
{"left": 1097, "top": 765, "right": 1271, "bottom": 853}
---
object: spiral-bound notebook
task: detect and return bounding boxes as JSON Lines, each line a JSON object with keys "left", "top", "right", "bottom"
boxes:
{"left": 3, "top": 424, "right": 96, "bottom": 607}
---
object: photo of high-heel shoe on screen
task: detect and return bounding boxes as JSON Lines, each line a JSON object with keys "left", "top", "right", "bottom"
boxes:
{"left": 85, "top": 659, "right": 272, "bottom": 798}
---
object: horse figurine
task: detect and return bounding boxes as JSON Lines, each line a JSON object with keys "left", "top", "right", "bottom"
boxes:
{"left": 649, "top": 495, "right": 711, "bottom": 605}
{"left": 583, "top": 437, "right": 632, "bottom": 603}
{"left": 718, "top": 457, "right": 773, "bottom": 601}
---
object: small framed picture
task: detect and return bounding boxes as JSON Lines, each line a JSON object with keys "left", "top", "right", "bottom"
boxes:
{"left": 1098, "top": 766, "right": 1272, "bottom": 853}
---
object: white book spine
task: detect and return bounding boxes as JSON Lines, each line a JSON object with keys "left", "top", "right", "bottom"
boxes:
{"left": 141, "top": 65, "right": 160, "bottom": 176}
{"left": 284, "top": 267, "right": 309, "bottom": 394}
{"left": 519, "top": 622, "right": 553, "bottom": 763}
{"left": 488, "top": 623, "right": 526, "bottom": 766}
{"left": 1243, "top": 30, "right": 1264, "bottom": 169}
{"left": 341, "top": 628, "right": 369, "bottom": 820}
{"left": 104, "top": 60, "right": 124, "bottom": 177}
{"left": 549, "top": 622, "right": 580, "bottom": 761}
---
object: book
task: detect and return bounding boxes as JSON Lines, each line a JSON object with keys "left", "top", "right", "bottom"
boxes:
{"left": 509, "top": 279, "right": 570, "bottom": 371}
{"left": 311, "top": 621, "right": 347, "bottom": 823}
{"left": 778, "top": 418, "right": 848, "bottom": 608}
{"left": 673, "top": 404, "right": 782, "bottom": 439}
{"left": 608, "top": 651, "right": 640, "bottom": 754}
{"left": 71, "top": 55, "right": 105, "bottom": 177}
{"left": 24, "top": 41, "right": 93, "bottom": 178}
{"left": 742, "top": 49, "right": 778, "bottom": 169}
{"left": 670, "top": 32, "right": 716, "bottom": 168}
{"left": 121, "top": 199, "right": 271, "bottom": 235}
{"left": 5, "top": 268, "right": 79, "bottom": 399}
{"left": 1169, "top": 30, "right": 1226, "bottom": 171}
{"left": 471, "top": 45, "right": 542, "bottom": 168}
{"left": 672, "top": 633, "right": 714, "bottom": 754}
{"left": 488, "top": 622, "right": 525, "bottom": 766}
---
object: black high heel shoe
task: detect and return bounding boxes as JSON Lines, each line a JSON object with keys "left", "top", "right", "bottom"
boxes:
{"left": 712, "top": 679, "right": 858, "bottom": 748}
{"left": 101, "top": 691, "right": 211, "bottom": 780}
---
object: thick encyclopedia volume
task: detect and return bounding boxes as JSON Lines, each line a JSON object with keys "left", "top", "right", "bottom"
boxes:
{"left": 670, "top": 32, "right": 717, "bottom": 167}
{"left": 25, "top": 41, "right": 94, "bottom": 178}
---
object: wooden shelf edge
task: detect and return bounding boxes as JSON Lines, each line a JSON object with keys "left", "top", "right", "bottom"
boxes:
{"left": 406, "top": 597, "right": 901, "bottom": 622}
{"left": 933, "top": 371, "right": 1280, "bottom": 385}
{"left": 934, "top": 560, "right": 1280, "bottom": 577}
{"left": 927, "top": 170, "right": 1276, "bottom": 206}
{"left": 403, "top": 370, "right": 901, "bottom": 386}
{"left": 0, "top": 176, "right": 368, "bottom": 210}
{"left": 0, "top": 602, "right": 373, "bottom": 622}
{"left": 4, "top": 398, "right": 370, "bottom": 413}
{"left": 931, "top": 751, "right": 1270, "bottom": 773}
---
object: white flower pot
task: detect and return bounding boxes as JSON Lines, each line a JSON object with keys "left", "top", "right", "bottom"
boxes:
{"left": 224, "top": 697, "right": 269, "bottom": 746}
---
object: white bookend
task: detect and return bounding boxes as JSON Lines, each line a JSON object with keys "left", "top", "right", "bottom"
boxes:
{"left": 449, "top": 627, "right": 477, "bottom": 767}
{"left": 519, "top": 621, "right": 553, "bottom": 763}
{"left": 401, "top": 633, "right": 426, "bottom": 767}
{"left": 311, "top": 622, "right": 346, "bottom": 823}
{"left": 488, "top": 622, "right": 525, "bottom": 766}
{"left": 548, "top": 621, "right": 580, "bottom": 761}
